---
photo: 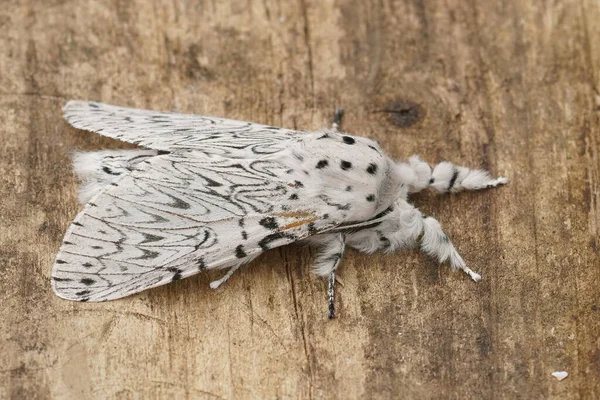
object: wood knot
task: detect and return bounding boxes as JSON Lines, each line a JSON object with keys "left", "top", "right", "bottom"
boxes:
{"left": 379, "top": 100, "right": 423, "bottom": 128}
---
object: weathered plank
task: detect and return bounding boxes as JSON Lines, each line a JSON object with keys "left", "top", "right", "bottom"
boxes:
{"left": 1, "top": 0, "right": 598, "bottom": 399}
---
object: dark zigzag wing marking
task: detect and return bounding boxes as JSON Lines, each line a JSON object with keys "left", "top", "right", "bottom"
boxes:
{"left": 63, "top": 101, "right": 302, "bottom": 157}
{"left": 112, "top": 156, "right": 290, "bottom": 221}
{"left": 52, "top": 209, "right": 323, "bottom": 301}
{"left": 52, "top": 153, "right": 343, "bottom": 301}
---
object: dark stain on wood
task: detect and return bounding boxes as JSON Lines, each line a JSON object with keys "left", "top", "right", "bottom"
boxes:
{"left": 378, "top": 99, "right": 424, "bottom": 128}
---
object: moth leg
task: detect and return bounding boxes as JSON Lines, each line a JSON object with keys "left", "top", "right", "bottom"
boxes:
{"left": 209, "top": 254, "right": 260, "bottom": 289}
{"left": 209, "top": 265, "right": 242, "bottom": 289}
{"left": 429, "top": 161, "right": 507, "bottom": 193}
{"left": 309, "top": 233, "right": 346, "bottom": 319}
{"left": 347, "top": 201, "right": 481, "bottom": 281}
{"left": 400, "top": 155, "right": 507, "bottom": 194}
{"left": 420, "top": 215, "right": 482, "bottom": 281}
{"left": 328, "top": 271, "right": 336, "bottom": 319}
{"left": 331, "top": 108, "right": 345, "bottom": 132}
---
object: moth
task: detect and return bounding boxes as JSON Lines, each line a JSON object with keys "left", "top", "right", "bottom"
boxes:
{"left": 52, "top": 101, "right": 507, "bottom": 318}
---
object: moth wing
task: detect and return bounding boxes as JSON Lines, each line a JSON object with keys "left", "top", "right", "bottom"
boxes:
{"left": 52, "top": 153, "right": 338, "bottom": 301}
{"left": 63, "top": 101, "right": 300, "bottom": 157}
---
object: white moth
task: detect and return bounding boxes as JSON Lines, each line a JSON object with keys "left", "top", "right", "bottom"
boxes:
{"left": 52, "top": 101, "right": 507, "bottom": 317}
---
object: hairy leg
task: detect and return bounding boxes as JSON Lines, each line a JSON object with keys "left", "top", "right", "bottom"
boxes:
{"left": 346, "top": 200, "right": 481, "bottom": 281}
{"left": 329, "top": 106, "right": 345, "bottom": 318}
{"left": 401, "top": 156, "right": 507, "bottom": 194}
{"left": 430, "top": 161, "right": 507, "bottom": 193}
{"left": 306, "top": 233, "right": 346, "bottom": 319}
{"left": 209, "top": 254, "right": 260, "bottom": 289}
{"left": 420, "top": 215, "right": 481, "bottom": 281}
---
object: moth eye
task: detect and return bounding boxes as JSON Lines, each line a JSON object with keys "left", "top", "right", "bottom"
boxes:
{"left": 366, "top": 194, "right": 376, "bottom": 202}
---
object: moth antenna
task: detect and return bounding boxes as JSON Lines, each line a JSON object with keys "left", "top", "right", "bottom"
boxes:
{"left": 331, "top": 107, "right": 344, "bottom": 132}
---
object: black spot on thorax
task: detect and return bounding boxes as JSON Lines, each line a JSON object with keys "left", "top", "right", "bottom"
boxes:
{"left": 342, "top": 136, "right": 355, "bottom": 144}
{"left": 316, "top": 159, "right": 329, "bottom": 169}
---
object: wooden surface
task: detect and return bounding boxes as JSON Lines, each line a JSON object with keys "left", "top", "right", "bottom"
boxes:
{"left": 1, "top": 0, "right": 599, "bottom": 398}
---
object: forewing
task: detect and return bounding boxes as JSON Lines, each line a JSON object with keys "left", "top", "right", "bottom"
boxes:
{"left": 63, "top": 101, "right": 299, "bottom": 157}
{"left": 52, "top": 153, "right": 336, "bottom": 301}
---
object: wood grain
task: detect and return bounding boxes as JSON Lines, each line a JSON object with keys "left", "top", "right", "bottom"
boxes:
{"left": 1, "top": 0, "right": 598, "bottom": 398}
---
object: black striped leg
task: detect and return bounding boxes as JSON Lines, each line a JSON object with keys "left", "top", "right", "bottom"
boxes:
{"left": 312, "top": 233, "right": 346, "bottom": 319}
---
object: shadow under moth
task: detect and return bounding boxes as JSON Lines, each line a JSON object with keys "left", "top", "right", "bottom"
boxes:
{"left": 52, "top": 101, "right": 507, "bottom": 318}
